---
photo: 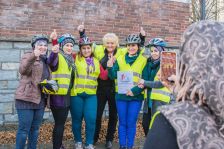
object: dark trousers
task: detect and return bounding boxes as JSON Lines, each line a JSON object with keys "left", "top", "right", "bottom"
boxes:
{"left": 94, "top": 86, "right": 117, "bottom": 142}
{"left": 51, "top": 107, "right": 69, "bottom": 149}
{"left": 142, "top": 108, "right": 151, "bottom": 136}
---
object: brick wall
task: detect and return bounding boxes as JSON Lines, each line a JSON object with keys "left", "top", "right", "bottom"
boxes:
{"left": 0, "top": 0, "right": 190, "bottom": 125}
{"left": 0, "top": 0, "right": 190, "bottom": 45}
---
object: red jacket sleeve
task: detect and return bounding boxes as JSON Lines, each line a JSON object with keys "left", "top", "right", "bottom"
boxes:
{"left": 52, "top": 39, "right": 58, "bottom": 46}
{"left": 99, "top": 64, "right": 108, "bottom": 80}
{"left": 72, "top": 53, "right": 76, "bottom": 60}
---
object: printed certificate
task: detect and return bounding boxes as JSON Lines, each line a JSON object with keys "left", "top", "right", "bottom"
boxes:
{"left": 117, "top": 71, "right": 134, "bottom": 94}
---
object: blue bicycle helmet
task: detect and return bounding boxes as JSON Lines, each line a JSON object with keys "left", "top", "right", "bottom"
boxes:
{"left": 146, "top": 38, "right": 167, "bottom": 47}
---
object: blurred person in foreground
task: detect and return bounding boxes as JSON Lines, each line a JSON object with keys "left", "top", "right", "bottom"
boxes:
{"left": 143, "top": 21, "right": 224, "bottom": 149}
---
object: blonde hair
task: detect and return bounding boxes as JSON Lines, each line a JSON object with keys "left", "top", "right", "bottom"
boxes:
{"left": 102, "top": 33, "right": 119, "bottom": 47}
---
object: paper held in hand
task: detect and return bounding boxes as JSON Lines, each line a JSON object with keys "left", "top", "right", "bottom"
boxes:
{"left": 117, "top": 71, "right": 134, "bottom": 94}
{"left": 160, "top": 51, "right": 177, "bottom": 82}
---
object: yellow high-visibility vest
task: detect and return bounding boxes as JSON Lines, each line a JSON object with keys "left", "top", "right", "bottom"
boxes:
{"left": 73, "top": 55, "right": 100, "bottom": 95}
{"left": 150, "top": 74, "right": 171, "bottom": 103}
{"left": 115, "top": 53, "right": 147, "bottom": 94}
{"left": 51, "top": 53, "right": 72, "bottom": 95}
{"left": 94, "top": 45, "right": 127, "bottom": 61}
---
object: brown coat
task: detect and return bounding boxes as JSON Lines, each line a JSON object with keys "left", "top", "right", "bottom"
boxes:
{"left": 15, "top": 51, "right": 46, "bottom": 104}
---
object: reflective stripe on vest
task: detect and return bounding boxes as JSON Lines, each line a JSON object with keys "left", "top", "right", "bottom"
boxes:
{"left": 52, "top": 74, "right": 71, "bottom": 79}
{"left": 149, "top": 111, "right": 160, "bottom": 129}
{"left": 115, "top": 53, "right": 147, "bottom": 94}
{"left": 150, "top": 74, "right": 171, "bottom": 103}
{"left": 73, "top": 55, "right": 100, "bottom": 95}
{"left": 51, "top": 53, "right": 72, "bottom": 95}
{"left": 75, "top": 84, "right": 97, "bottom": 89}
{"left": 77, "top": 75, "right": 97, "bottom": 81}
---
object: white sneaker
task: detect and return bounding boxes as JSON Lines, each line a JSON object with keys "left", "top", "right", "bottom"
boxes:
{"left": 85, "top": 144, "right": 95, "bottom": 149}
{"left": 75, "top": 142, "right": 83, "bottom": 149}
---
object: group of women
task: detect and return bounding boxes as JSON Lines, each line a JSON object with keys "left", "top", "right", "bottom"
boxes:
{"left": 14, "top": 23, "right": 172, "bottom": 149}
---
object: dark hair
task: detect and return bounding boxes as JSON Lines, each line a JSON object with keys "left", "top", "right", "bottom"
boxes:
{"left": 78, "top": 44, "right": 94, "bottom": 58}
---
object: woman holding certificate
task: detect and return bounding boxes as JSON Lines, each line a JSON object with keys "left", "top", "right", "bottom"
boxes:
{"left": 107, "top": 34, "right": 147, "bottom": 149}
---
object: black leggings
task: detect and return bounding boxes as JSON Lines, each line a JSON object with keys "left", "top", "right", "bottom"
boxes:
{"left": 51, "top": 107, "right": 69, "bottom": 149}
{"left": 142, "top": 108, "right": 151, "bottom": 136}
{"left": 94, "top": 87, "right": 117, "bottom": 142}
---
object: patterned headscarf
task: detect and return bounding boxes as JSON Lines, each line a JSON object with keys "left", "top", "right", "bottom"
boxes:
{"left": 159, "top": 21, "right": 224, "bottom": 148}
{"left": 175, "top": 21, "right": 224, "bottom": 125}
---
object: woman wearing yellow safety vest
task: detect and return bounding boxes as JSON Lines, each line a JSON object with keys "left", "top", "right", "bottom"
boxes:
{"left": 107, "top": 34, "right": 147, "bottom": 149}
{"left": 77, "top": 24, "right": 146, "bottom": 149}
{"left": 137, "top": 38, "right": 172, "bottom": 136}
{"left": 70, "top": 36, "right": 108, "bottom": 149}
{"left": 47, "top": 32, "right": 76, "bottom": 149}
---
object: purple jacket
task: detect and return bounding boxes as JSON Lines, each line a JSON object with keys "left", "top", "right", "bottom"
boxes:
{"left": 47, "top": 52, "right": 71, "bottom": 108}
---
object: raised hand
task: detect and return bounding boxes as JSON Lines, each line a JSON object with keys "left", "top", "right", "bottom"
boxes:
{"left": 107, "top": 56, "right": 115, "bottom": 67}
{"left": 77, "top": 22, "right": 85, "bottom": 32}
{"left": 34, "top": 48, "right": 41, "bottom": 57}
{"left": 140, "top": 27, "right": 146, "bottom": 37}
{"left": 52, "top": 45, "right": 59, "bottom": 53}
{"left": 50, "top": 29, "right": 58, "bottom": 40}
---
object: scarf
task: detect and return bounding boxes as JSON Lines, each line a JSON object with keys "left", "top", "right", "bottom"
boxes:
{"left": 85, "top": 57, "right": 95, "bottom": 75}
{"left": 60, "top": 50, "right": 76, "bottom": 71}
{"left": 158, "top": 21, "right": 224, "bottom": 148}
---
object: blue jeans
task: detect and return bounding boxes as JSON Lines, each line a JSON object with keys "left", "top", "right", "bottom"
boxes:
{"left": 116, "top": 99, "right": 142, "bottom": 148}
{"left": 16, "top": 108, "right": 45, "bottom": 149}
{"left": 70, "top": 93, "right": 97, "bottom": 145}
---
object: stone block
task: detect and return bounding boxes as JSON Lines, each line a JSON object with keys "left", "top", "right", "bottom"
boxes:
{"left": 14, "top": 42, "right": 31, "bottom": 49}
{"left": 0, "top": 42, "right": 13, "bottom": 49}
{"left": 4, "top": 113, "right": 18, "bottom": 122}
{"left": 7, "top": 80, "right": 19, "bottom": 89}
{"left": 0, "top": 50, "right": 20, "bottom": 62}
{"left": 0, "top": 94, "right": 14, "bottom": 102}
{"left": 0, "top": 103, "right": 13, "bottom": 114}
{"left": 0, "top": 70, "right": 18, "bottom": 80}
{"left": 2, "top": 63, "right": 19, "bottom": 70}
{"left": 0, "top": 81, "right": 8, "bottom": 89}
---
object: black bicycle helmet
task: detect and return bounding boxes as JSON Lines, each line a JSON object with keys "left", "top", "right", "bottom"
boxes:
{"left": 125, "top": 34, "right": 141, "bottom": 44}
{"left": 31, "top": 34, "right": 49, "bottom": 48}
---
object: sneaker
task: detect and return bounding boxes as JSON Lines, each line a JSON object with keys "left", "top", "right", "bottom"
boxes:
{"left": 105, "top": 141, "right": 113, "bottom": 149}
{"left": 84, "top": 144, "right": 95, "bottom": 149}
{"left": 75, "top": 142, "right": 83, "bottom": 149}
{"left": 119, "top": 146, "right": 126, "bottom": 149}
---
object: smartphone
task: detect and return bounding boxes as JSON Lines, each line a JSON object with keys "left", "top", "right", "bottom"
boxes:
{"left": 160, "top": 51, "right": 177, "bottom": 83}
